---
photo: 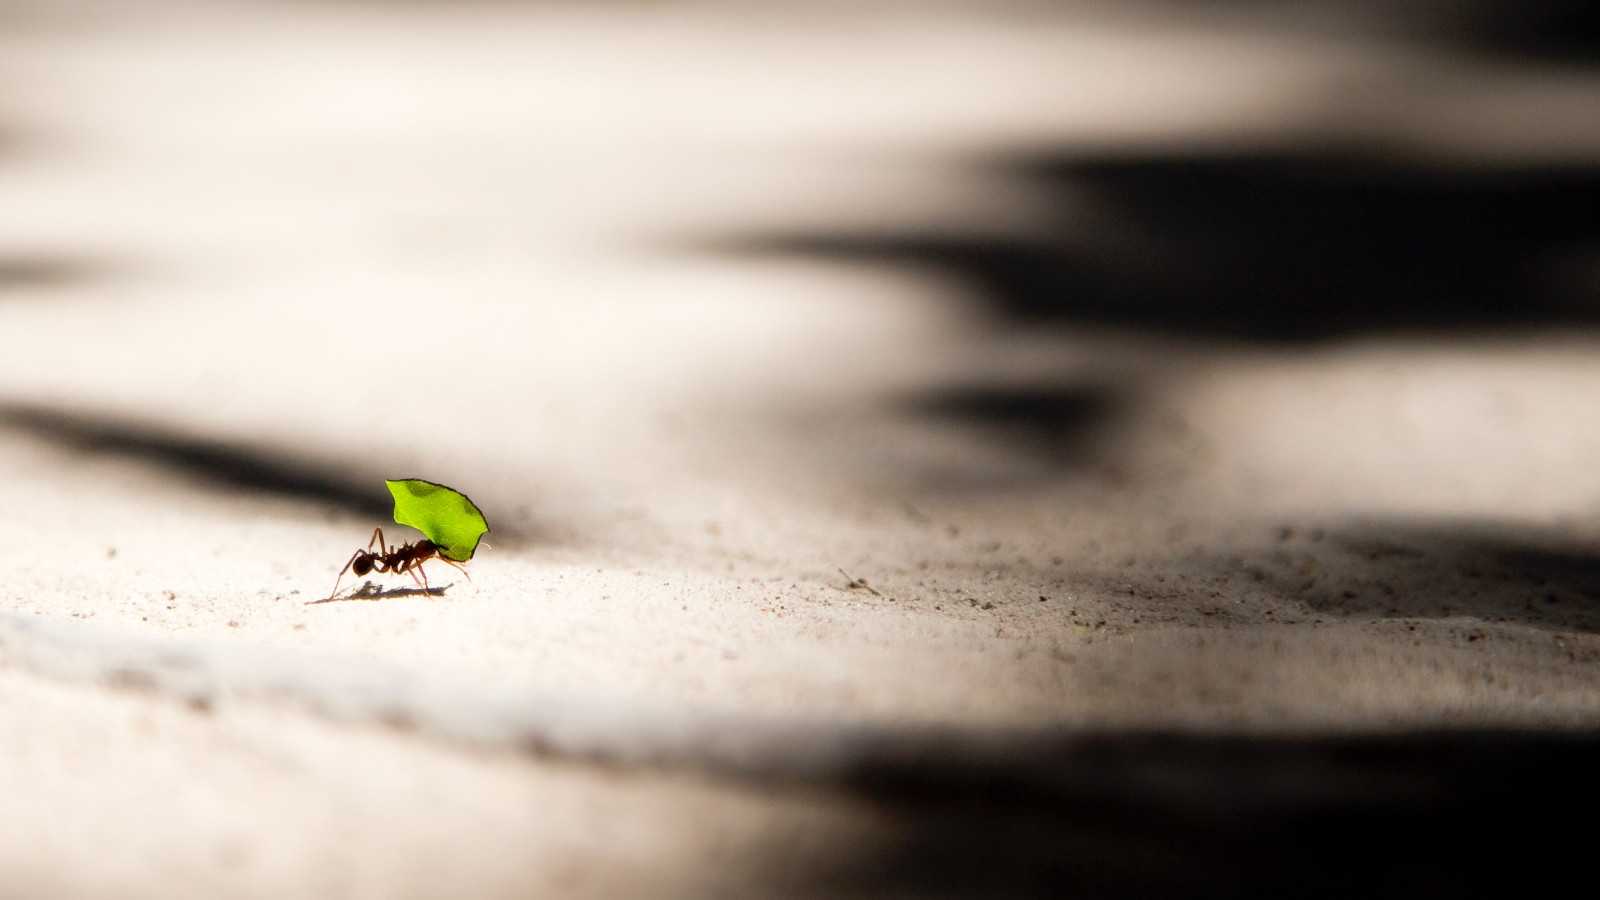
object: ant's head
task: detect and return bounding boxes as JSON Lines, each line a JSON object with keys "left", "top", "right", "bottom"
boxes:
{"left": 352, "top": 553, "right": 376, "bottom": 577}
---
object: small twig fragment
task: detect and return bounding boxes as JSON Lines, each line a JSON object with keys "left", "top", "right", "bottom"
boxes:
{"left": 837, "top": 567, "right": 883, "bottom": 596}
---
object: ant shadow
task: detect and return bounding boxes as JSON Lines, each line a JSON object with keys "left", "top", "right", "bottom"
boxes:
{"left": 303, "top": 581, "right": 453, "bottom": 605}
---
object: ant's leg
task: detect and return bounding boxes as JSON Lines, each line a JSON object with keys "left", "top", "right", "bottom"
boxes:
{"left": 416, "top": 560, "right": 431, "bottom": 592}
{"left": 328, "top": 550, "right": 363, "bottom": 599}
{"left": 367, "top": 528, "right": 389, "bottom": 555}
{"left": 440, "top": 557, "right": 474, "bottom": 585}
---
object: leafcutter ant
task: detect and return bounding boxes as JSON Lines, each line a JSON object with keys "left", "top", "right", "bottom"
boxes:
{"left": 325, "top": 527, "right": 471, "bottom": 600}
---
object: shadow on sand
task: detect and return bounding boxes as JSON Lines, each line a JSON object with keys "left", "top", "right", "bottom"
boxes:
{"left": 0, "top": 254, "right": 107, "bottom": 295}
{"left": 775, "top": 725, "right": 1598, "bottom": 899}
{"left": 705, "top": 148, "right": 1600, "bottom": 345}
{"left": 1266, "top": 521, "right": 1600, "bottom": 633}
{"left": 0, "top": 402, "right": 395, "bottom": 518}
{"left": 304, "top": 581, "right": 452, "bottom": 605}
{"left": 698, "top": 144, "right": 1600, "bottom": 496}
{"left": 893, "top": 379, "right": 1134, "bottom": 479}
{"left": 1102, "top": 518, "right": 1600, "bottom": 635}
{"left": 0, "top": 402, "right": 553, "bottom": 548}
{"left": 1171, "top": 0, "right": 1600, "bottom": 67}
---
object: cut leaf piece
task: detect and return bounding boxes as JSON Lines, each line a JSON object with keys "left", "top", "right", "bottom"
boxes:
{"left": 385, "top": 478, "right": 490, "bottom": 562}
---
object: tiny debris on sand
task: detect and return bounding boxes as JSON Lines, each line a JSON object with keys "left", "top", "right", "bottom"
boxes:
{"left": 837, "top": 568, "right": 882, "bottom": 597}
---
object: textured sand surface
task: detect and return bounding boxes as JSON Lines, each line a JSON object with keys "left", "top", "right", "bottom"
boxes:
{"left": 3, "top": 2, "right": 1600, "bottom": 896}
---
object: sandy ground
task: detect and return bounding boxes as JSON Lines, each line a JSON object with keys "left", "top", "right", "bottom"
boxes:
{"left": 3, "top": 2, "right": 1600, "bottom": 897}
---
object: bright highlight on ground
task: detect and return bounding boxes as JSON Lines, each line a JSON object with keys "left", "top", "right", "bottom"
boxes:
{"left": 385, "top": 479, "right": 491, "bottom": 562}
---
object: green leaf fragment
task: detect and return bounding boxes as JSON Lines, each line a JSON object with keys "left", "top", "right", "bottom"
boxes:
{"left": 385, "top": 478, "right": 490, "bottom": 562}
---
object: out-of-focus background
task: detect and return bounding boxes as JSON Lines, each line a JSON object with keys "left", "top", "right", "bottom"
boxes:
{"left": 3, "top": 1, "right": 1599, "bottom": 897}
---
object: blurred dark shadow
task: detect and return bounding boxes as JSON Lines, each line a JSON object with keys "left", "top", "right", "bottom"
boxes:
{"left": 1447, "top": 0, "right": 1600, "bottom": 65}
{"left": 0, "top": 402, "right": 544, "bottom": 544}
{"left": 1174, "top": 520, "right": 1600, "bottom": 633}
{"left": 0, "top": 255, "right": 106, "bottom": 294}
{"left": 1184, "top": 0, "right": 1600, "bottom": 67}
{"left": 898, "top": 380, "right": 1128, "bottom": 469}
{"left": 0, "top": 402, "right": 394, "bottom": 518}
{"left": 786, "top": 726, "right": 1597, "bottom": 899}
{"left": 707, "top": 148, "right": 1600, "bottom": 344}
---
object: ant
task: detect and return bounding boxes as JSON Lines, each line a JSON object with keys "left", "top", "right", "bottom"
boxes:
{"left": 326, "top": 527, "right": 471, "bottom": 600}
